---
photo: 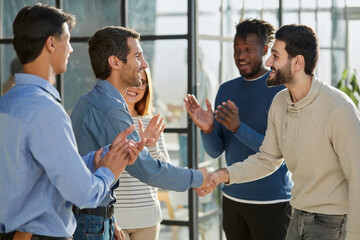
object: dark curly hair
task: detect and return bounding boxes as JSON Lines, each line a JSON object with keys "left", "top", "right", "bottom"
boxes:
{"left": 235, "top": 18, "right": 275, "bottom": 46}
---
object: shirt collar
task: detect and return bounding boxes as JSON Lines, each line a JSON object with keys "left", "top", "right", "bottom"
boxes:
{"left": 15, "top": 73, "right": 62, "bottom": 103}
{"left": 286, "top": 75, "right": 321, "bottom": 110}
{"left": 96, "top": 79, "right": 127, "bottom": 104}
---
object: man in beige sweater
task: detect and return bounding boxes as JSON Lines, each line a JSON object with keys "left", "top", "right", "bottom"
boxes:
{"left": 202, "top": 24, "right": 360, "bottom": 239}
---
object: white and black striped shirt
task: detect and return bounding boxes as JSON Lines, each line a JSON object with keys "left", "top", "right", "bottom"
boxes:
{"left": 114, "top": 115, "right": 170, "bottom": 228}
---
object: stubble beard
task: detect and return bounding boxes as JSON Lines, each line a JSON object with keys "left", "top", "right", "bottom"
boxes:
{"left": 266, "top": 61, "right": 292, "bottom": 87}
{"left": 238, "top": 59, "right": 263, "bottom": 79}
{"left": 124, "top": 74, "right": 142, "bottom": 88}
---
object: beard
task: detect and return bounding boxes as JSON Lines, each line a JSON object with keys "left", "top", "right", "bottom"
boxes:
{"left": 238, "top": 58, "right": 263, "bottom": 79}
{"left": 123, "top": 73, "right": 142, "bottom": 88}
{"left": 266, "top": 60, "right": 293, "bottom": 87}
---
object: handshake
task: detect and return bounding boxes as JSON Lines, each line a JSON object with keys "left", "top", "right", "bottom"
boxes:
{"left": 194, "top": 168, "right": 230, "bottom": 196}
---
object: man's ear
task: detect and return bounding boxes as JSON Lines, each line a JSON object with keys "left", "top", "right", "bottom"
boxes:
{"left": 45, "top": 36, "right": 56, "bottom": 53}
{"left": 108, "top": 56, "right": 121, "bottom": 70}
{"left": 262, "top": 45, "right": 269, "bottom": 56}
{"left": 292, "top": 55, "right": 305, "bottom": 72}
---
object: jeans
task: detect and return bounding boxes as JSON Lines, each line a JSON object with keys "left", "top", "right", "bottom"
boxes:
{"left": 286, "top": 208, "right": 346, "bottom": 240}
{"left": 73, "top": 214, "right": 114, "bottom": 240}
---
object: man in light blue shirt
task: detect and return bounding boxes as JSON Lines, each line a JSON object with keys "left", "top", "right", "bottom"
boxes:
{"left": 0, "top": 4, "right": 142, "bottom": 240}
{"left": 70, "top": 26, "right": 208, "bottom": 240}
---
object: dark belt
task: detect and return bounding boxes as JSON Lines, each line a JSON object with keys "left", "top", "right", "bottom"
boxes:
{"left": 72, "top": 205, "right": 114, "bottom": 219}
{"left": 0, "top": 232, "right": 72, "bottom": 240}
{"left": 32, "top": 235, "right": 72, "bottom": 240}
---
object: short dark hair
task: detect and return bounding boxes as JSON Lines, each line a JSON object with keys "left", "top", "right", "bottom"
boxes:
{"left": 13, "top": 3, "right": 76, "bottom": 64}
{"left": 88, "top": 26, "right": 140, "bottom": 80}
{"left": 235, "top": 18, "right": 275, "bottom": 46}
{"left": 275, "top": 24, "right": 319, "bottom": 76}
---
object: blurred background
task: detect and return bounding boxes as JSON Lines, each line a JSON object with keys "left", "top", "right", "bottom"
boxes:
{"left": 1, "top": 0, "right": 359, "bottom": 239}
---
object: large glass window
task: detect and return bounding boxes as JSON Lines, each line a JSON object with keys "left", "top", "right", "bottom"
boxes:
{"left": 63, "top": 43, "right": 95, "bottom": 114}
{"left": 129, "top": 0, "right": 187, "bottom": 35}
{"left": 348, "top": 20, "right": 360, "bottom": 73}
{"left": 141, "top": 39, "right": 188, "bottom": 128}
{"left": 281, "top": 0, "right": 347, "bottom": 85}
{"left": 62, "top": 0, "right": 121, "bottom": 37}
{"left": 0, "top": 0, "right": 55, "bottom": 38}
{"left": 1, "top": 1, "right": 359, "bottom": 240}
{"left": 1, "top": 44, "right": 21, "bottom": 96}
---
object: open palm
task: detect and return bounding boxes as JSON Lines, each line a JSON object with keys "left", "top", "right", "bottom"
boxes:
{"left": 184, "top": 94, "right": 214, "bottom": 133}
{"left": 138, "top": 114, "right": 165, "bottom": 147}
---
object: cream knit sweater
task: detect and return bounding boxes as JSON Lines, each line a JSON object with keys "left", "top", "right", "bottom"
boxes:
{"left": 226, "top": 77, "right": 360, "bottom": 239}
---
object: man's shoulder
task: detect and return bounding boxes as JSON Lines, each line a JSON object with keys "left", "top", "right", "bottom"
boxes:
{"left": 319, "top": 81, "right": 357, "bottom": 112}
{"left": 2, "top": 85, "right": 63, "bottom": 120}
{"left": 220, "top": 77, "right": 242, "bottom": 87}
{"left": 216, "top": 77, "right": 241, "bottom": 95}
{"left": 80, "top": 88, "right": 128, "bottom": 114}
{"left": 271, "top": 88, "right": 288, "bottom": 104}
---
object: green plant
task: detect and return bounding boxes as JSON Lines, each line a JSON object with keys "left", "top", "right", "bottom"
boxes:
{"left": 336, "top": 69, "right": 360, "bottom": 108}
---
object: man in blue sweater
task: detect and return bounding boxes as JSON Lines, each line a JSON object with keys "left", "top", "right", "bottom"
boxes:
{"left": 184, "top": 19, "right": 293, "bottom": 240}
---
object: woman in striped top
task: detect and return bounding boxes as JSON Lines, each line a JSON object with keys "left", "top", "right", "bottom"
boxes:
{"left": 114, "top": 68, "right": 170, "bottom": 240}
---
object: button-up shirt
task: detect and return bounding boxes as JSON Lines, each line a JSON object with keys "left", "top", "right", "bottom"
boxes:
{"left": 0, "top": 74, "right": 114, "bottom": 237}
{"left": 70, "top": 79, "right": 203, "bottom": 207}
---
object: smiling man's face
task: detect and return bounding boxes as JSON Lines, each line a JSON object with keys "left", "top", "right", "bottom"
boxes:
{"left": 233, "top": 33, "right": 266, "bottom": 79}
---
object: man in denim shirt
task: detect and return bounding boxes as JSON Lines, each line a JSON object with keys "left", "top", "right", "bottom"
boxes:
{"left": 70, "top": 26, "right": 208, "bottom": 240}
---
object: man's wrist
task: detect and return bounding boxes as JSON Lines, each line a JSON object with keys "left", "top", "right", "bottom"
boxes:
{"left": 216, "top": 168, "right": 230, "bottom": 184}
{"left": 231, "top": 122, "right": 241, "bottom": 133}
{"left": 202, "top": 124, "right": 214, "bottom": 134}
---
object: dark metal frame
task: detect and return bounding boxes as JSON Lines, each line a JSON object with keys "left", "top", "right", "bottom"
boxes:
{"left": 119, "top": 1, "right": 222, "bottom": 239}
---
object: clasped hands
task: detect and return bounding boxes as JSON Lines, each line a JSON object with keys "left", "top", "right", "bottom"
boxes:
{"left": 194, "top": 168, "right": 230, "bottom": 197}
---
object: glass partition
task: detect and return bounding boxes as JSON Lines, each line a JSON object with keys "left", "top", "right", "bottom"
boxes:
{"left": 129, "top": 0, "right": 187, "bottom": 35}
{"left": 0, "top": 0, "right": 55, "bottom": 38}
{"left": 62, "top": 0, "right": 121, "bottom": 37}
{"left": 141, "top": 39, "right": 188, "bottom": 128}
{"left": 0, "top": 45, "right": 20, "bottom": 96}
{"left": 63, "top": 43, "right": 95, "bottom": 115}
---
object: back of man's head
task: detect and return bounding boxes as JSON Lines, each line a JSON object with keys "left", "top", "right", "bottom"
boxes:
{"left": 88, "top": 26, "right": 140, "bottom": 80}
{"left": 275, "top": 24, "right": 319, "bottom": 76}
{"left": 235, "top": 18, "right": 275, "bottom": 46}
{"left": 13, "top": 3, "right": 75, "bottom": 65}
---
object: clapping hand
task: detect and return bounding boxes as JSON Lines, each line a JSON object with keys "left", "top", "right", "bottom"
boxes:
{"left": 214, "top": 100, "right": 240, "bottom": 133}
{"left": 184, "top": 94, "right": 214, "bottom": 134}
{"left": 125, "top": 120, "right": 157, "bottom": 165}
{"left": 94, "top": 125, "right": 136, "bottom": 179}
{"left": 138, "top": 114, "right": 165, "bottom": 147}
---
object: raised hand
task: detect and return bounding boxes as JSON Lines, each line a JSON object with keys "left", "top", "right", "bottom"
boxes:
{"left": 122, "top": 121, "right": 156, "bottom": 165}
{"left": 183, "top": 94, "right": 214, "bottom": 134}
{"left": 214, "top": 100, "right": 241, "bottom": 133}
{"left": 126, "top": 139, "right": 144, "bottom": 165}
{"left": 139, "top": 114, "right": 165, "bottom": 147}
{"left": 110, "top": 125, "right": 135, "bottom": 146}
